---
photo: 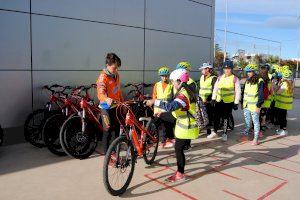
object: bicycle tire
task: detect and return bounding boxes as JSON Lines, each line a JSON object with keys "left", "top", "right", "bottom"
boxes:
{"left": 43, "top": 113, "right": 67, "bottom": 156}
{"left": 103, "top": 135, "right": 136, "bottom": 196}
{"left": 142, "top": 120, "right": 159, "bottom": 165}
{"left": 60, "top": 114, "right": 97, "bottom": 159}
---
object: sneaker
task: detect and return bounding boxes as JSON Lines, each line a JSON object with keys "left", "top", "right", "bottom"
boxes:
{"left": 165, "top": 171, "right": 186, "bottom": 183}
{"left": 277, "top": 129, "right": 288, "bottom": 136}
{"left": 171, "top": 139, "right": 176, "bottom": 144}
{"left": 164, "top": 141, "right": 174, "bottom": 148}
{"left": 237, "top": 135, "right": 249, "bottom": 142}
{"left": 221, "top": 133, "right": 228, "bottom": 141}
{"left": 160, "top": 142, "right": 166, "bottom": 148}
{"left": 251, "top": 138, "right": 259, "bottom": 146}
{"left": 207, "top": 131, "right": 218, "bottom": 139}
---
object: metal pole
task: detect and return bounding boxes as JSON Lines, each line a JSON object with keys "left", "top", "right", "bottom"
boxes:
{"left": 223, "top": 0, "right": 228, "bottom": 62}
{"left": 297, "top": 16, "right": 300, "bottom": 78}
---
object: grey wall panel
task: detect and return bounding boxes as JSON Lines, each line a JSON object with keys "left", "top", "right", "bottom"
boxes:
{"left": 0, "top": 0, "right": 29, "bottom": 12}
{"left": 32, "top": 70, "right": 144, "bottom": 109}
{"left": 190, "top": 0, "right": 213, "bottom": 6}
{"left": 31, "top": 0, "right": 144, "bottom": 28}
{"left": 0, "top": 11, "right": 30, "bottom": 69}
{"left": 0, "top": 71, "right": 32, "bottom": 128}
{"left": 145, "top": 30, "right": 211, "bottom": 71}
{"left": 32, "top": 15, "right": 144, "bottom": 71}
{"left": 146, "top": 0, "right": 212, "bottom": 37}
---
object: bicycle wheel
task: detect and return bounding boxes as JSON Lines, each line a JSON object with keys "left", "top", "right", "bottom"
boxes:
{"left": 142, "top": 120, "right": 159, "bottom": 165}
{"left": 60, "top": 115, "right": 97, "bottom": 159}
{"left": 103, "top": 135, "right": 136, "bottom": 196}
{"left": 43, "top": 113, "right": 67, "bottom": 156}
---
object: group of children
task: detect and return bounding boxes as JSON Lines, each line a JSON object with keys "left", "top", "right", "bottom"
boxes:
{"left": 97, "top": 52, "right": 295, "bottom": 183}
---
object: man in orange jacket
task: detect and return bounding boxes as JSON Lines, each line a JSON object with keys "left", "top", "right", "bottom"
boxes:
{"left": 96, "top": 53, "right": 123, "bottom": 154}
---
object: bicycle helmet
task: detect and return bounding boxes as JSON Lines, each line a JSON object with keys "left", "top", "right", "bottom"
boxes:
{"left": 158, "top": 66, "right": 170, "bottom": 76}
{"left": 170, "top": 69, "right": 189, "bottom": 83}
{"left": 222, "top": 59, "right": 234, "bottom": 69}
{"left": 282, "top": 65, "right": 290, "bottom": 71}
{"left": 176, "top": 61, "right": 192, "bottom": 71}
{"left": 282, "top": 69, "right": 293, "bottom": 80}
{"left": 199, "top": 62, "right": 213, "bottom": 70}
{"left": 244, "top": 63, "right": 258, "bottom": 72}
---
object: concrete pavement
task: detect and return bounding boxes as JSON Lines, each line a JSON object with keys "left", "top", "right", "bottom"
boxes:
{"left": 0, "top": 100, "right": 300, "bottom": 200}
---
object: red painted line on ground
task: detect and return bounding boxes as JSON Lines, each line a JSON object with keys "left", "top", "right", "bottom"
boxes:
{"left": 249, "top": 157, "right": 300, "bottom": 174}
{"left": 203, "top": 142, "right": 300, "bottom": 174}
{"left": 151, "top": 166, "right": 169, "bottom": 174}
{"left": 144, "top": 174, "right": 198, "bottom": 200}
{"left": 240, "top": 166, "right": 286, "bottom": 181}
{"left": 212, "top": 168, "right": 241, "bottom": 180}
{"left": 258, "top": 152, "right": 300, "bottom": 164}
{"left": 256, "top": 144, "right": 300, "bottom": 164}
{"left": 223, "top": 190, "right": 249, "bottom": 200}
{"left": 257, "top": 181, "right": 288, "bottom": 200}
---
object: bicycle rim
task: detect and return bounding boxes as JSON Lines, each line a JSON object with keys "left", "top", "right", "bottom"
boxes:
{"left": 103, "top": 136, "right": 135, "bottom": 196}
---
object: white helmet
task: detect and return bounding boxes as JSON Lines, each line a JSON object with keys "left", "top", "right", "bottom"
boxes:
{"left": 169, "top": 69, "right": 189, "bottom": 83}
{"left": 199, "top": 62, "right": 213, "bottom": 70}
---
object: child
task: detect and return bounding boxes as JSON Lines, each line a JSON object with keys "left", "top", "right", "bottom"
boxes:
{"left": 198, "top": 62, "right": 217, "bottom": 136}
{"left": 274, "top": 68, "right": 294, "bottom": 136}
{"left": 239, "top": 64, "right": 264, "bottom": 145}
{"left": 152, "top": 66, "right": 175, "bottom": 148}
{"left": 145, "top": 69, "right": 199, "bottom": 182}
{"left": 259, "top": 64, "right": 272, "bottom": 132}
{"left": 96, "top": 53, "right": 123, "bottom": 154}
{"left": 210, "top": 60, "right": 241, "bottom": 141}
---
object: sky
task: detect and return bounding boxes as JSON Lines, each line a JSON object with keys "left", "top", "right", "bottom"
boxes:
{"left": 215, "top": 0, "right": 300, "bottom": 60}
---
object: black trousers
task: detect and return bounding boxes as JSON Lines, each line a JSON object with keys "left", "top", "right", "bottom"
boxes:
{"left": 157, "top": 112, "right": 175, "bottom": 142}
{"left": 277, "top": 108, "right": 287, "bottom": 129}
{"left": 100, "top": 108, "right": 120, "bottom": 154}
{"left": 175, "top": 138, "right": 191, "bottom": 173}
{"left": 213, "top": 101, "right": 233, "bottom": 134}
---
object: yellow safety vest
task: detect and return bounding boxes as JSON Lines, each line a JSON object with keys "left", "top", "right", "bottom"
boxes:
{"left": 275, "top": 81, "right": 293, "bottom": 110}
{"left": 153, "top": 81, "right": 173, "bottom": 114}
{"left": 199, "top": 74, "right": 216, "bottom": 102}
{"left": 172, "top": 88, "right": 199, "bottom": 140}
{"left": 243, "top": 78, "right": 263, "bottom": 112}
{"left": 262, "top": 80, "right": 272, "bottom": 108}
{"left": 216, "top": 74, "right": 235, "bottom": 103}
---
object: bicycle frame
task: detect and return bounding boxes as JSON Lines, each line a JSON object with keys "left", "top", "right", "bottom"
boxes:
{"left": 115, "top": 101, "right": 157, "bottom": 157}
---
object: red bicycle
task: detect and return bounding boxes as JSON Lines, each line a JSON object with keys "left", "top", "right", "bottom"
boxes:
{"left": 102, "top": 100, "right": 159, "bottom": 196}
{"left": 59, "top": 84, "right": 103, "bottom": 159}
{"left": 42, "top": 85, "right": 92, "bottom": 156}
{"left": 24, "top": 84, "right": 67, "bottom": 148}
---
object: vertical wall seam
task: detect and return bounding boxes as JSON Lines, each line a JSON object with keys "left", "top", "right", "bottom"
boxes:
{"left": 143, "top": 0, "right": 146, "bottom": 93}
{"left": 30, "top": 0, "right": 33, "bottom": 110}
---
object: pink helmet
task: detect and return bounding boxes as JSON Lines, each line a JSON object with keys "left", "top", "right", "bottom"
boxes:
{"left": 169, "top": 69, "right": 189, "bottom": 83}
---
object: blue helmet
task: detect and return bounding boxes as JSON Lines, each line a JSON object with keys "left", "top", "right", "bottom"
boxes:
{"left": 223, "top": 60, "right": 234, "bottom": 69}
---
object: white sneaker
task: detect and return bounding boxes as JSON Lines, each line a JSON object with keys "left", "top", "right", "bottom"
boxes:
{"left": 207, "top": 131, "right": 218, "bottom": 139}
{"left": 221, "top": 133, "right": 228, "bottom": 141}
{"left": 277, "top": 129, "right": 288, "bottom": 136}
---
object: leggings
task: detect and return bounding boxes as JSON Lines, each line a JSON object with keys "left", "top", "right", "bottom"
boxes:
{"left": 277, "top": 108, "right": 287, "bottom": 129}
{"left": 214, "top": 101, "right": 234, "bottom": 134}
{"left": 100, "top": 108, "right": 120, "bottom": 154}
{"left": 175, "top": 138, "right": 191, "bottom": 173}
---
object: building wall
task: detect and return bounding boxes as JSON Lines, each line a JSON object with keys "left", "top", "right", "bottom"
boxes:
{"left": 0, "top": 0, "right": 215, "bottom": 144}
